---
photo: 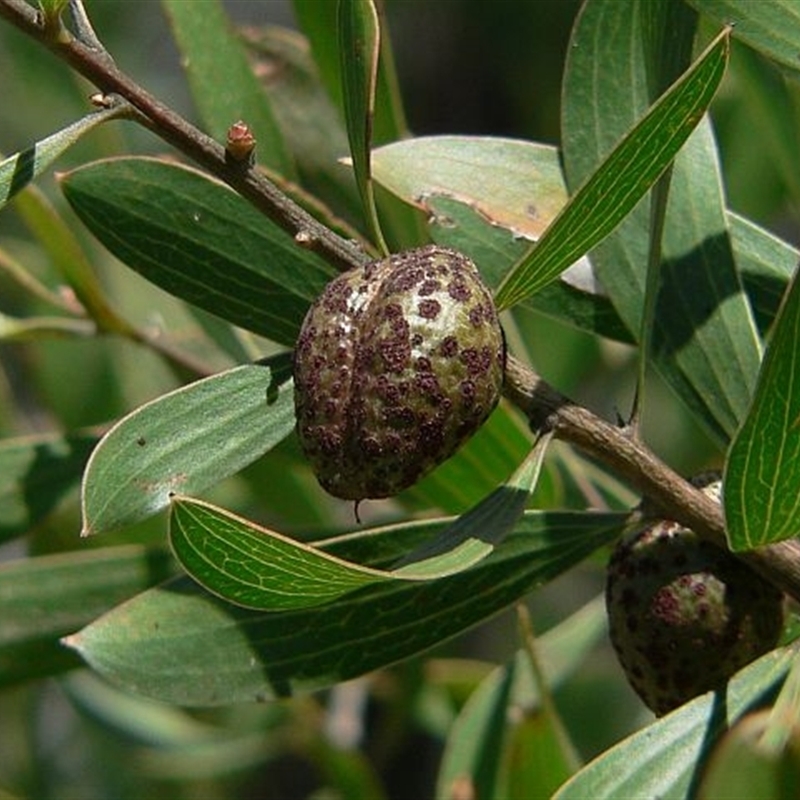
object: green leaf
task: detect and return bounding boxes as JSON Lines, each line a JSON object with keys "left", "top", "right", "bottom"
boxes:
{"left": 292, "top": 0, "right": 408, "bottom": 145}
{"left": 730, "top": 211, "right": 799, "bottom": 338}
{"left": 13, "top": 184, "right": 134, "bottom": 336}
{"left": 161, "top": 0, "right": 293, "bottom": 175}
{"left": 494, "top": 27, "right": 730, "bottom": 311}
{"left": 239, "top": 26, "right": 362, "bottom": 221}
{"left": 66, "top": 510, "right": 627, "bottom": 705}
{"left": 0, "top": 104, "right": 127, "bottom": 211}
{"left": 724, "top": 262, "right": 800, "bottom": 550}
{"left": 338, "top": 0, "right": 387, "bottom": 251}
{"left": 724, "top": 40, "right": 800, "bottom": 210}
{"left": 689, "top": 0, "right": 800, "bottom": 75}
{"left": 372, "top": 136, "right": 568, "bottom": 243}
{"left": 756, "top": 649, "right": 800, "bottom": 756}
{"left": 504, "top": 711, "right": 577, "bottom": 800}
{"left": 0, "top": 431, "right": 97, "bottom": 541}
{"left": 633, "top": 0, "right": 698, "bottom": 404}
{"left": 0, "top": 545, "right": 175, "bottom": 687}
{"left": 436, "top": 660, "right": 516, "bottom": 800}
{"left": 696, "top": 709, "right": 798, "bottom": 800}
{"left": 60, "top": 671, "right": 297, "bottom": 783}
{"left": 513, "top": 596, "right": 608, "bottom": 703}
{"left": 81, "top": 356, "right": 295, "bottom": 536}
{"left": 60, "top": 157, "right": 336, "bottom": 347}
{"left": 648, "top": 122, "right": 761, "bottom": 443}
{"left": 292, "top": 0, "right": 420, "bottom": 248}
{"left": 62, "top": 670, "right": 225, "bottom": 750}
{"left": 370, "top": 135, "right": 631, "bottom": 342}
{"left": 169, "top": 443, "right": 546, "bottom": 610}
{"left": 170, "top": 499, "right": 387, "bottom": 610}
{"left": 553, "top": 647, "right": 794, "bottom": 799}
{"left": 562, "top": 3, "right": 758, "bottom": 447}
{"left": 437, "top": 599, "right": 605, "bottom": 800}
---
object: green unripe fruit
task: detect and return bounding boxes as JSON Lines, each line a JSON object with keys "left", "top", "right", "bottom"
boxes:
{"left": 293, "top": 245, "right": 505, "bottom": 501}
{"left": 606, "top": 477, "right": 784, "bottom": 716}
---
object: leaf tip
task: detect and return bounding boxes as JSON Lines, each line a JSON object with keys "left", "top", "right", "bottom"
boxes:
{"left": 60, "top": 632, "right": 82, "bottom": 652}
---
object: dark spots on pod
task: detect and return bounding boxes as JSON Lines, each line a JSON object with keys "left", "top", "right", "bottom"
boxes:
{"left": 360, "top": 433, "right": 383, "bottom": 456}
{"left": 418, "top": 279, "right": 441, "bottom": 296}
{"left": 382, "top": 302, "right": 404, "bottom": 320}
{"left": 414, "top": 372, "right": 442, "bottom": 400}
{"left": 439, "top": 336, "right": 459, "bottom": 358}
{"left": 448, "top": 280, "right": 471, "bottom": 302}
{"left": 293, "top": 245, "right": 504, "bottom": 502}
{"left": 385, "top": 406, "right": 416, "bottom": 428}
{"left": 379, "top": 338, "right": 411, "bottom": 373}
{"left": 387, "top": 267, "right": 424, "bottom": 294}
{"left": 418, "top": 299, "right": 441, "bottom": 320}
{"left": 321, "top": 280, "right": 353, "bottom": 314}
{"left": 460, "top": 347, "right": 493, "bottom": 375}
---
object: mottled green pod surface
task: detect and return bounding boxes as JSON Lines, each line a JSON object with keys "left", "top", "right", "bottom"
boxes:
{"left": 606, "top": 476, "right": 784, "bottom": 716}
{"left": 293, "top": 245, "right": 505, "bottom": 501}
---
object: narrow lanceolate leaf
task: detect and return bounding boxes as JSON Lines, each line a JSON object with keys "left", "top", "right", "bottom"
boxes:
{"left": 647, "top": 122, "right": 761, "bottom": 443}
{"left": 60, "top": 157, "right": 336, "bottom": 347}
{"left": 0, "top": 432, "right": 97, "bottom": 542}
{"left": 695, "top": 710, "right": 794, "bottom": 800}
{"left": 338, "top": 0, "right": 387, "bottom": 252}
{"left": 0, "top": 545, "right": 175, "bottom": 686}
{"left": 436, "top": 660, "right": 516, "bottom": 800}
{"left": 730, "top": 212, "right": 799, "bottom": 338}
{"left": 493, "top": 27, "right": 729, "bottom": 311}
{"left": 81, "top": 356, "right": 294, "bottom": 536}
{"left": 0, "top": 103, "right": 128, "bottom": 211}
{"left": 14, "top": 185, "right": 133, "bottom": 336}
{"left": 553, "top": 647, "right": 793, "bottom": 800}
{"left": 438, "top": 598, "right": 605, "bottom": 800}
{"left": 725, "top": 263, "right": 800, "bottom": 550}
{"left": 66, "top": 510, "right": 627, "bottom": 705}
{"left": 688, "top": 0, "right": 800, "bottom": 75}
{"left": 169, "top": 444, "right": 546, "bottom": 610}
{"left": 161, "top": 0, "right": 294, "bottom": 175}
{"left": 292, "top": 0, "right": 408, "bottom": 145}
{"left": 562, "top": 2, "right": 757, "bottom": 447}
{"left": 240, "top": 26, "right": 362, "bottom": 221}
{"left": 758, "top": 649, "right": 800, "bottom": 756}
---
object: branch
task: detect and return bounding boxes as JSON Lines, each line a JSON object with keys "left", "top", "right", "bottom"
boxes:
{"left": 0, "top": 0, "right": 368, "bottom": 274}
{"left": 504, "top": 354, "right": 800, "bottom": 604}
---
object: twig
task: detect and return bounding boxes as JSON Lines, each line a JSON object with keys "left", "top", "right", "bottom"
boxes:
{"left": 0, "top": 0, "right": 368, "bottom": 274}
{"left": 503, "top": 354, "right": 800, "bottom": 604}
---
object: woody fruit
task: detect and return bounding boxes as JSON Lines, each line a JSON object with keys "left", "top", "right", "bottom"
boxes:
{"left": 606, "top": 476, "right": 784, "bottom": 715}
{"left": 293, "top": 245, "right": 504, "bottom": 501}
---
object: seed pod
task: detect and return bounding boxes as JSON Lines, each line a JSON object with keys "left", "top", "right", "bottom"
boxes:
{"left": 606, "top": 476, "right": 784, "bottom": 715}
{"left": 293, "top": 245, "right": 505, "bottom": 501}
